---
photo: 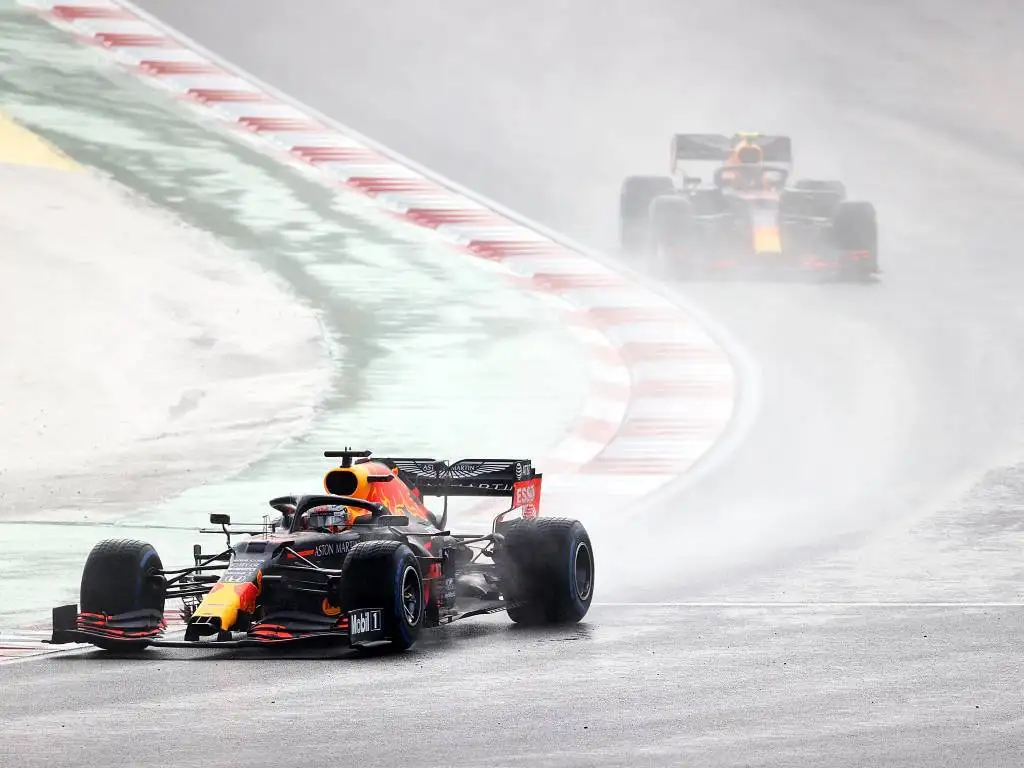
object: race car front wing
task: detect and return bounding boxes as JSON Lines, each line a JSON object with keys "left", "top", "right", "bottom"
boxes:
{"left": 46, "top": 599, "right": 512, "bottom": 651}
{"left": 46, "top": 604, "right": 385, "bottom": 649}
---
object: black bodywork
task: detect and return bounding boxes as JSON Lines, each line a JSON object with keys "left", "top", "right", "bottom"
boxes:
{"left": 48, "top": 452, "right": 547, "bottom": 651}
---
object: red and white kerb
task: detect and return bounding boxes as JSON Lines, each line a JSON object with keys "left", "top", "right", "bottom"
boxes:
{"left": 21, "top": 0, "right": 738, "bottom": 496}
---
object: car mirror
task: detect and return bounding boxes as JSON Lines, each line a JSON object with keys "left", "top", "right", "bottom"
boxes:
{"left": 210, "top": 513, "right": 231, "bottom": 526}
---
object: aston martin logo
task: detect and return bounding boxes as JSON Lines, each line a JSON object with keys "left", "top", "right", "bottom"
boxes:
{"left": 448, "top": 461, "right": 514, "bottom": 478}
{"left": 391, "top": 459, "right": 515, "bottom": 479}
{"left": 391, "top": 460, "right": 447, "bottom": 478}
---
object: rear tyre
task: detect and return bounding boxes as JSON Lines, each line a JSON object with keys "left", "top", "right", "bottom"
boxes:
{"left": 619, "top": 175, "right": 675, "bottom": 253}
{"left": 831, "top": 200, "right": 878, "bottom": 278}
{"left": 341, "top": 541, "right": 423, "bottom": 651}
{"left": 80, "top": 539, "right": 165, "bottom": 650}
{"left": 497, "top": 518, "right": 595, "bottom": 625}
{"left": 650, "top": 195, "right": 695, "bottom": 277}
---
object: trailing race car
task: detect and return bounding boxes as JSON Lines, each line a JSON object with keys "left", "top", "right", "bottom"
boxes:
{"left": 47, "top": 449, "right": 595, "bottom": 653}
{"left": 619, "top": 132, "right": 879, "bottom": 280}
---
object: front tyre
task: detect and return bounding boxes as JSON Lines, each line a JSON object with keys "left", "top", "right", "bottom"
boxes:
{"left": 79, "top": 539, "right": 166, "bottom": 650}
{"left": 498, "top": 518, "right": 595, "bottom": 625}
{"left": 341, "top": 541, "right": 424, "bottom": 651}
{"left": 80, "top": 539, "right": 165, "bottom": 617}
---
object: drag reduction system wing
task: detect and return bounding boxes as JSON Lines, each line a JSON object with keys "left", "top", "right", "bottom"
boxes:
{"left": 326, "top": 449, "right": 537, "bottom": 495}
{"left": 325, "top": 449, "right": 542, "bottom": 529}
{"left": 671, "top": 133, "right": 793, "bottom": 174}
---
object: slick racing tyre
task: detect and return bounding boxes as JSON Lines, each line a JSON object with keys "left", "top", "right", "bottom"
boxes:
{"left": 650, "top": 194, "right": 696, "bottom": 278}
{"left": 497, "top": 518, "right": 595, "bottom": 625}
{"left": 80, "top": 539, "right": 166, "bottom": 648}
{"left": 619, "top": 175, "right": 675, "bottom": 253}
{"left": 831, "top": 200, "right": 879, "bottom": 279}
{"left": 341, "top": 541, "right": 423, "bottom": 651}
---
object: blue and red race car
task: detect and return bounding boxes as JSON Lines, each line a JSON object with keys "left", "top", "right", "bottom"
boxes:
{"left": 47, "top": 449, "right": 595, "bottom": 654}
{"left": 620, "top": 132, "right": 879, "bottom": 280}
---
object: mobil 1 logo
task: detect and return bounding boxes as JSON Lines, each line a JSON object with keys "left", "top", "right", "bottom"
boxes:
{"left": 348, "top": 608, "right": 384, "bottom": 645}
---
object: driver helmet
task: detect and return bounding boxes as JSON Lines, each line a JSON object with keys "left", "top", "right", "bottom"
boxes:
{"left": 736, "top": 143, "right": 763, "bottom": 164}
{"left": 303, "top": 504, "right": 351, "bottom": 533}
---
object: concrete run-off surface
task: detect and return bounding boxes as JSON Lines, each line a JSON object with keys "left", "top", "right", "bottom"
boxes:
{"left": 0, "top": 161, "right": 327, "bottom": 514}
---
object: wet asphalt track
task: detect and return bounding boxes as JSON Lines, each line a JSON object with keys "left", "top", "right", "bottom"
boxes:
{"left": 6, "top": 1, "right": 1024, "bottom": 765}
{"left": 3, "top": 606, "right": 1022, "bottom": 767}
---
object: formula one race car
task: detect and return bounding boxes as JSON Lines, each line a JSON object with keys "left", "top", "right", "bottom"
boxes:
{"left": 619, "top": 132, "right": 879, "bottom": 280}
{"left": 47, "top": 450, "right": 594, "bottom": 654}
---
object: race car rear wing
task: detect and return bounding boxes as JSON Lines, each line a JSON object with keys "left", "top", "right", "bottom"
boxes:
{"left": 323, "top": 450, "right": 544, "bottom": 527}
{"left": 671, "top": 133, "right": 793, "bottom": 172}
{"left": 365, "top": 457, "right": 540, "bottom": 498}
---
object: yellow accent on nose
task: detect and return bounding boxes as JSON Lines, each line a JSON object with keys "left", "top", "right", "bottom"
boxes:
{"left": 193, "top": 585, "right": 242, "bottom": 632}
{"left": 753, "top": 226, "right": 782, "bottom": 254}
{"left": 0, "top": 113, "right": 79, "bottom": 171}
